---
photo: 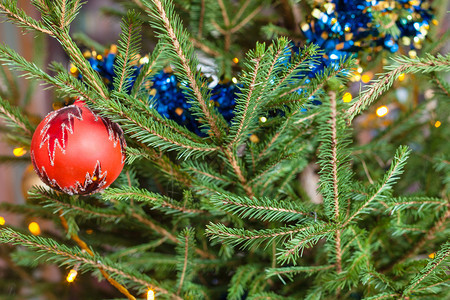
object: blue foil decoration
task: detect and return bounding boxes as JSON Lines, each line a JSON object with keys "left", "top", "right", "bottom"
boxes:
{"left": 301, "top": 0, "right": 435, "bottom": 65}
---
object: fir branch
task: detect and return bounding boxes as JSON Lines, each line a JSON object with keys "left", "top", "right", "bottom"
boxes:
{"left": 346, "top": 53, "right": 450, "bottom": 124}
{"left": 29, "top": 188, "right": 126, "bottom": 221}
{"left": 228, "top": 265, "right": 259, "bottom": 300}
{"left": 223, "top": 148, "right": 254, "bottom": 197}
{"left": 58, "top": 213, "right": 136, "bottom": 300}
{"left": 330, "top": 91, "right": 340, "bottom": 221}
{"left": 343, "top": 146, "right": 411, "bottom": 226}
{"left": 0, "top": 227, "right": 178, "bottom": 298}
{"left": 96, "top": 97, "right": 219, "bottom": 158}
{"left": 183, "top": 161, "right": 233, "bottom": 185}
{"left": 140, "top": 0, "right": 226, "bottom": 139}
{"left": 113, "top": 11, "right": 142, "bottom": 93}
{"left": 387, "top": 196, "right": 449, "bottom": 214}
{"left": 127, "top": 146, "right": 192, "bottom": 186}
{"left": 229, "top": 5, "right": 262, "bottom": 34}
{"left": 210, "top": 193, "right": 319, "bottom": 222}
{"left": 207, "top": 222, "right": 326, "bottom": 250}
{"left": 0, "top": 96, "right": 33, "bottom": 136}
{"left": 217, "top": 0, "right": 230, "bottom": 27}
{"left": 360, "top": 266, "right": 397, "bottom": 294}
{"left": 176, "top": 228, "right": 195, "bottom": 295}
{"left": 402, "top": 241, "right": 450, "bottom": 296}
{"left": 229, "top": 38, "right": 290, "bottom": 147}
{"left": 266, "top": 265, "right": 334, "bottom": 283}
{"left": 363, "top": 293, "right": 401, "bottom": 300}
{"left": 131, "top": 212, "right": 215, "bottom": 260}
{"left": 277, "top": 223, "right": 339, "bottom": 265}
{"left": 387, "top": 209, "right": 449, "bottom": 271}
{"left": 130, "top": 41, "right": 167, "bottom": 97}
{"left": 190, "top": 37, "right": 221, "bottom": 56}
{"left": 103, "top": 187, "right": 205, "bottom": 214}
{"left": 0, "top": 0, "right": 53, "bottom": 36}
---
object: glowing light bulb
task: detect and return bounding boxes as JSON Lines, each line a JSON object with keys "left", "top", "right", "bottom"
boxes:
{"left": 428, "top": 252, "right": 435, "bottom": 259}
{"left": 96, "top": 54, "right": 103, "bottom": 60}
{"left": 342, "top": 92, "right": 352, "bottom": 103}
{"left": 398, "top": 73, "right": 405, "bottom": 81}
{"left": 0, "top": 216, "right": 5, "bottom": 226}
{"left": 232, "top": 57, "right": 239, "bottom": 64}
{"left": 66, "top": 269, "right": 78, "bottom": 283}
{"left": 376, "top": 106, "right": 389, "bottom": 117}
{"left": 28, "top": 222, "right": 41, "bottom": 235}
{"left": 13, "top": 147, "right": 26, "bottom": 157}
{"left": 434, "top": 121, "right": 441, "bottom": 128}
{"left": 232, "top": 77, "right": 238, "bottom": 84}
{"left": 259, "top": 116, "right": 267, "bottom": 123}
{"left": 147, "top": 289, "right": 155, "bottom": 300}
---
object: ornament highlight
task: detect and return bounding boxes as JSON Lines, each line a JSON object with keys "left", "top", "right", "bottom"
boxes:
{"left": 30, "top": 102, "right": 126, "bottom": 195}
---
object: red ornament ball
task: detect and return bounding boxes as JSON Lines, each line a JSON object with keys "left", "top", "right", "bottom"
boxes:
{"left": 31, "top": 102, "right": 126, "bottom": 195}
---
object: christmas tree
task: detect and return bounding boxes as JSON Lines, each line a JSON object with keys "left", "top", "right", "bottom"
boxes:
{"left": 0, "top": 0, "right": 449, "bottom": 299}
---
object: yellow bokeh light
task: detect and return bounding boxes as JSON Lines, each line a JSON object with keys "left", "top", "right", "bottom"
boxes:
{"left": 376, "top": 106, "right": 389, "bottom": 117}
{"left": 361, "top": 74, "right": 372, "bottom": 83}
{"left": 0, "top": 216, "right": 5, "bottom": 226}
{"left": 175, "top": 107, "right": 184, "bottom": 116}
{"left": 13, "top": 147, "right": 27, "bottom": 157}
{"left": 249, "top": 134, "right": 259, "bottom": 143}
{"left": 428, "top": 252, "right": 436, "bottom": 259}
{"left": 259, "top": 116, "right": 267, "bottom": 123}
{"left": 342, "top": 92, "right": 352, "bottom": 103}
{"left": 66, "top": 269, "right": 78, "bottom": 283}
{"left": 232, "top": 77, "right": 238, "bottom": 84}
{"left": 28, "top": 222, "right": 41, "bottom": 235}
{"left": 434, "top": 121, "right": 441, "bottom": 128}
{"left": 398, "top": 73, "right": 405, "bottom": 81}
{"left": 140, "top": 56, "right": 150, "bottom": 64}
{"left": 232, "top": 57, "right": 239, "bottom": 64}
{"left": 70, "top": 66, "right": 78, "bottom": 74}
{"left": 147, "top": 289, "right": 155, "bottom": 300}
{"left": 96, "top": 54, "right": 103, "bottom": 60}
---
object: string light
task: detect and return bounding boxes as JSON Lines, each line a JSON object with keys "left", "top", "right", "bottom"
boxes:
{"left": 376, "top": 106, "right": 389, "bottom": 117}
{"left": 66, "top": 269, "right": 78, "bottom": 283}
{"left": 13, "top": 147, "right": 27, "bottom": 157}
{"left": 342, "top": 92, "right": 352, "bottom": 103}
{"left": 231, "top": 77, "right": 238, "bottom": 84}
{"left": 147, "top": 289, "right": 155, "bottom": 300}
{"left": 434, "top": 121, "right": 441, "bottom": 128}
{"left": 0, "top": 216, "right": 5, "bottom": 226}
{"left": 28, "top": 221, "right": 41, "bottom": 235}
{"left": 398, "top": 73, "right": 405, "bottom": 81}
{"left": 232, "top": 57, "right": 239, "bottom": 64}
{"left": 259, "top": 116, "right": 267, "bottom": 123}
{"left": 428, "top": 252, "right": 436, "bottom": 259}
